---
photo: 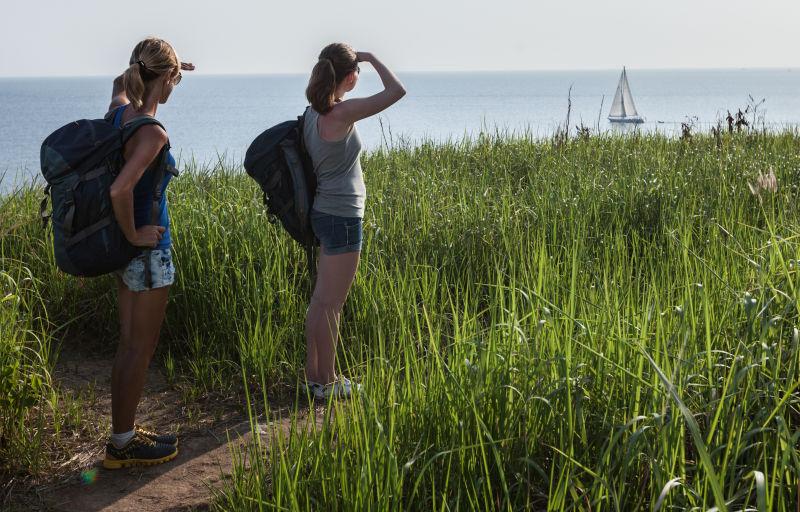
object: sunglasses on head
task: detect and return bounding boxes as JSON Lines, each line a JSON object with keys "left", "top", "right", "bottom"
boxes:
{"left": 172, "top": 71, "right": 182, "bottom": 86}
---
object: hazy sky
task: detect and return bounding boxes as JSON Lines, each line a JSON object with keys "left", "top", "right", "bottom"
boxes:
{"left": 1, "top": 0, "right": 797, "bottom": 77}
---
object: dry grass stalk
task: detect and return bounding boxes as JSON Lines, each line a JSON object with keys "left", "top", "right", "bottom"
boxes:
{"left": 748, "top": 167, "right": 778, "bottom": 202}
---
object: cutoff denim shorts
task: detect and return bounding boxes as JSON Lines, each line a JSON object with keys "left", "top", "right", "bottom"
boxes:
{"left": 116, "top": 248, "right": 176, "bottom": 292}
{"left": 310, "top": 209, "right": 363, "bottom": 255}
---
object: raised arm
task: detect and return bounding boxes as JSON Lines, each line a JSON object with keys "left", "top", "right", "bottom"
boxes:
{"left": 107, "top": 62, "right": 194, "bottom": 114}
{"left": 334, "top": 52, "right": 406, "bottom": 125}
{"left": 108, "top": 74, "right": 129, "bottom": 113}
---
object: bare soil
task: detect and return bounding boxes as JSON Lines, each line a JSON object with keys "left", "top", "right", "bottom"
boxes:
{"left": 6, "top": 350, "right": 314, "bottom": 512}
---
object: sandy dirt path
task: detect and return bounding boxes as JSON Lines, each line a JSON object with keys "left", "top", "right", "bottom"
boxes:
{"left": 10, "top": 352, "right": 311, "bottom": 512}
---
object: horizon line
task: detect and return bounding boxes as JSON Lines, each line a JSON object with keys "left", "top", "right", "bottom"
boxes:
{"left": 1, "top": 65, "right": 798, "bottom": 80}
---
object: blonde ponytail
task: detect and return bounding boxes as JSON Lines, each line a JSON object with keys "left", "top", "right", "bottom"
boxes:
{"left": 123, "top": 62, "right": 146, "bottom": 109}
{"left": 123, "top": 37, "right": 180, "bottom": 110}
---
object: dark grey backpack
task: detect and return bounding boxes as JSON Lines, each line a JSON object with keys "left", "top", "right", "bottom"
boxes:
{"left": 244, "top": 109, "right": 318, "bottom": 278}
{"left": 40, "top": 114, "right": 171, "bottom": 283}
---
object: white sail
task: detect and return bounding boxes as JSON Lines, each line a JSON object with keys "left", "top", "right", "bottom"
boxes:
{"left": 609, "top": 70, "right": 627, "bottom": 118}
{"left": 620, "top": 69, "right": 639, "bottom": 117}
{"left": 608, "top": 67, "right": 643, "bottom": 122}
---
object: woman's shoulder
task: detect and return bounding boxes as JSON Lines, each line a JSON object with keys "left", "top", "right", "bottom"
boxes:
{"left": 326, "top": 101, "right": 353, "bottom": 121}
{"left": 318, "top": 104, "right": 358, "bottom": 140}
{"left": 133, "top": 124, "right": 169, "bottom": 144}
{"left": 123, "top": 120, "right": 169, "bottom": 153}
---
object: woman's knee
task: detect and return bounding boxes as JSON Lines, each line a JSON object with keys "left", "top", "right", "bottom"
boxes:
{"left": 116, "top": 340, "right": 157, "bottom": 363}
{"left": 309, "top": 294, "right": 345, "bottom": 315}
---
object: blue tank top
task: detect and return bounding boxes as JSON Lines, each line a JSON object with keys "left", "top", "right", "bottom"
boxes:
{"left": 112, "top": 105, "right": 174, "bottom": 250}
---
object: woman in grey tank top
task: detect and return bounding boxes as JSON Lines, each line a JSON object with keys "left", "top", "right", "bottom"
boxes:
{"left": 303, "top": 43, "right": 406, "bottom": 399}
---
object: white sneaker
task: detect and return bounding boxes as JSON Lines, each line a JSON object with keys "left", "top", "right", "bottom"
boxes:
{"left": 304, "top": 380, "right": 326, "bottom": 399}
{"left": 323, "top": 377, "right": 360, "bottom": 399}
{"left": 304, "top": 377, "right": 360, "bottom": 400}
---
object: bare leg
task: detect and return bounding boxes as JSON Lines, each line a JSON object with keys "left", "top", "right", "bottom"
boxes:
{"left": 116, "top": 276, "right": 134, "bottom": 361}
{"left": 304, "top": 249, "right": 360, "bottom": 384}
{"left": 111, "top": 282, "right": 170, "bottom": 434}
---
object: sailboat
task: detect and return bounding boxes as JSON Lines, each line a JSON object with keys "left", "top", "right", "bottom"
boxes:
{"left": 608, "top": 67, "right": 644, "bottom": 124}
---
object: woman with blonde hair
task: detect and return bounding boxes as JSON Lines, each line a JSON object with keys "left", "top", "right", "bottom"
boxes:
{"left": 303, "top": 43, "right": 405, "bottom": 399}
{"left": 102, "top": 37, "right": 193, "bottom": 468}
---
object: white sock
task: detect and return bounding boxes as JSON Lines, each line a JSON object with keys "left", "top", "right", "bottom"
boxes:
{"left": 110, "top": 429, "right": 135, "bottom": 449}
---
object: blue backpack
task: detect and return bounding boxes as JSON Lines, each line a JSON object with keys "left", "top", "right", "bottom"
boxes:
{"left": 40, "top": 113, "right": 171, "bottom": 282}
{"left": 244, "top": 109, "right": 318, "bottom": 277}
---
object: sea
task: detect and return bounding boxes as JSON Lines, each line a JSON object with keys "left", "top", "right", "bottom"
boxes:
{"left": 1, "top": 68, "right": 799, "bottom": 192}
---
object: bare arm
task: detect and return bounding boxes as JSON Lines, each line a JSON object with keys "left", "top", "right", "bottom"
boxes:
{"left": 332, "top": 52, "right": 406, "bottom": 125}
{"left": 109, "top": 126, "right": 168, "bottom": 247}
{"left": 108, "top": 74, "right": 129, "bottom": 113}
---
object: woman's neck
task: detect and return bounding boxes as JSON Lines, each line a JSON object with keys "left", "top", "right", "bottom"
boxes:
{"left": 133, "top": 100, "right": 158, "bottom": 117}
{"left": 334, "top": 85, "right": 349, "bottom": 101}
{"left": 132, "top": 88, "right": 161, "bottom": 117}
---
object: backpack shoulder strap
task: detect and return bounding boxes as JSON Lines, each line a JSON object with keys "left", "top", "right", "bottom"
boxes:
{"left": 122, "top": 116, "right": 166, "bottom": 145}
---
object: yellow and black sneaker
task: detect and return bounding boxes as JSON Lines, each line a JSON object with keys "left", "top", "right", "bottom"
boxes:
{"left": 135, "top": 424, "right": 178, "bottom": 446}
{"left": 103, "top": 431, "right": 178, "bottom": 469}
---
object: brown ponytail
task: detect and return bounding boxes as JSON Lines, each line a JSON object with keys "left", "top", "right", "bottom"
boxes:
{"left": 123, "top": 37, "right": 180, "bottom": 110}
{"left": 305, "top": 43, "right": 358, "bottom": 114}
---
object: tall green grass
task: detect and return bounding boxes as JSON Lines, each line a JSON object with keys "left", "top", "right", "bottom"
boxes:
{"left": 212, "top": 133, "right": 800, "bottom": 510}
{"left": 1, "top": 183, "right": 57, "bottom": 477}
{"left": 0, "top": 267, "right": 53, "bottom": 476}
{"left": 1, "top": 132, "right": 799, "bottom": 508}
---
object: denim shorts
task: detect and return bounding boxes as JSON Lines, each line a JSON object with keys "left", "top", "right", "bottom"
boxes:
{"left": 116, "top": 248, "right": 176, "bottom": 292}
{"left": 311, "top": 210, "right": 363, "bottom": 255}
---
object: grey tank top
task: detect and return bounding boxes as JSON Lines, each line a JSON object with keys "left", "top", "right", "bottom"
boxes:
{"left": 303, "top": 108, "right": 365, "bottom": 218}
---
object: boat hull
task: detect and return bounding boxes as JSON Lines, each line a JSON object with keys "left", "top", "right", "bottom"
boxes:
{"left": 608, "top": 116, "right": 644, "bottom": 124}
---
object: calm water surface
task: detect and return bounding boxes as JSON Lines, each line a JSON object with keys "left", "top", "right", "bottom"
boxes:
{"left": 1, "top": 69, "right": 798, "bottom": 191}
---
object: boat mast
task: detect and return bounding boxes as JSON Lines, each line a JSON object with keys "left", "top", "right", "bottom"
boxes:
{"left": 620, "top": 67, "right": 627, "bottom": 117}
